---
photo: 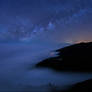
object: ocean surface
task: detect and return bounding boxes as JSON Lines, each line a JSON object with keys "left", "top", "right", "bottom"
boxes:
{"left": 0, "top": 42, "right": 92, "bottom": 92}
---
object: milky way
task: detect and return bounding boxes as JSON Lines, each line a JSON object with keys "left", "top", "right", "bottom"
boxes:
{"left": 0, "top": 0, "right": 92, "bottom": 43}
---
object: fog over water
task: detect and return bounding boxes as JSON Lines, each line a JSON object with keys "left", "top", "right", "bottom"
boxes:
{"left": 0, "top": 42, "right": 92, "bottom": 92}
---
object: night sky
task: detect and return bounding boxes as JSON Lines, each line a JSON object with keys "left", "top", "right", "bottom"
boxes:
{"left": 0, "top": 0, "right": 92, "bottom": 43}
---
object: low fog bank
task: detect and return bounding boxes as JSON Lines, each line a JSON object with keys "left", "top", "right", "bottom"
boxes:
{"left": 0, "top": 42, "right": 92, "bottom": 92}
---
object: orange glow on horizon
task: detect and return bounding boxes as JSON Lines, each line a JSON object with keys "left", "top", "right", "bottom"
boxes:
{"left": 74, "top": 40, "right": 92, "bottom": 44}
{"left": 64, "top": 39, "right": 92, "bottom": 44}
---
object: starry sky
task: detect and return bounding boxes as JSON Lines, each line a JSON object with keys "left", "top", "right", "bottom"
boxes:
{"left": 0, "top": 0, "right": 92, "bottom": 43}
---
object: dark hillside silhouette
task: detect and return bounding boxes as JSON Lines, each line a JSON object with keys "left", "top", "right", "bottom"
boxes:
{"left": 36, "top": 42, "right": 92, "bottom": 72}
{"left": 63, "top": 79, "right": 92, "bottom": 92}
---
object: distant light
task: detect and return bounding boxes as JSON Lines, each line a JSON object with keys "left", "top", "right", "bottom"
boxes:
{"left": 50, "top": 52, "right": 55, "bottom": 56}
{"left": 49, "top": 51, "right": 59, "bottom": 57}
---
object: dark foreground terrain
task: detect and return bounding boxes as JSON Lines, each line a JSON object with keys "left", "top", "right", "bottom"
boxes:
{"left": 36, "top": 42, "right": 92, "bottom": 72}
{"left": 36, "top": 42, "right": 92, "bottom": 92}
{"left": 62, "top": 79, "right": 92, "bottom": 92}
